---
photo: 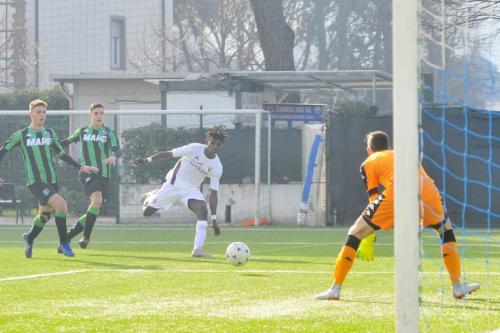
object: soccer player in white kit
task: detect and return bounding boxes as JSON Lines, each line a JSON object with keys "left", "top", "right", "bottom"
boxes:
{"left": 134, "top": 127, "right": 227, "bottom": 257}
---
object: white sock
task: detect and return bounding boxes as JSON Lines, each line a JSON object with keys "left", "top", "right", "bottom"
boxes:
{"left": 193, "top": 220, "right": 208, "bottom": 250}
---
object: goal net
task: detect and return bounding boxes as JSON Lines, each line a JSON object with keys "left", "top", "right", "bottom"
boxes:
{"left": 419, "top": 0, "right": 498, "bottom": 330}
{"left": 395, "top": 0, "right": 498, "bottom": 331}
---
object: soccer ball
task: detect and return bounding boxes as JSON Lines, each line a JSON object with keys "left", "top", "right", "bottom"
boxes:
{"left": 225, "top": 242, "right": 251, "bottom": 266}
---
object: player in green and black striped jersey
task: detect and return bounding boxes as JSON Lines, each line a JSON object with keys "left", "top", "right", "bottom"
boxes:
{"left": 60, "top": 103, "right": 121, "bottom": 250}
{"left": 0, "top": 99, "right": 99, "bottom": 258}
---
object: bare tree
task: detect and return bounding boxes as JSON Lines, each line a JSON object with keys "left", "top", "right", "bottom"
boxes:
{"left": 287, "top": 0, "right": 392, "bottom": 71}
{"left": 420, "top": 0, "right": 500, "bottom": 109}
{"left": 0, "top": 0, "right": 30, "bottom": 89}
{"left": 12, "top": 0, "right": 27, "bottom": 88}
{"left": 130, "top": 0, "right": 398, "bottom": 75}
{"left": 129, "top": 0, "right": 263, "bottom": 73}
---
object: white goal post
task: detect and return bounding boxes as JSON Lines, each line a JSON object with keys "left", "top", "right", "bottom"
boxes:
{"left": 0, "top": 109, "right": 271, "bottom": 227}
{"left": 393, "top": 1, "right": 420, "bottom": 333}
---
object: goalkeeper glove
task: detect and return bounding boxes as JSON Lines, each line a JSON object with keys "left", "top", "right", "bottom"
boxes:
{"left": 357, "top": 233, "right": 376, "bottom": 262}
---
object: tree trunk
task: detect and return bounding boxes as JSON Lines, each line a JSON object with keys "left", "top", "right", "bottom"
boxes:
{"left": 378, "top": 0, "right": 392, "bottom": 72}
{"left": 336, "top": 1, "right": 350, "bottom": 70}
{"left": 250, "top": 0, "right": 299, "bottom": 102}
{"left": 314, "top": 0, "right": 328, "bottom": 70}
{"left": 250, "top": 0, "right": 295, "bottom": 71}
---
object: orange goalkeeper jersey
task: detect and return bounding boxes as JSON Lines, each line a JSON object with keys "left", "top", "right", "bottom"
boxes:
{"left": 360, "top": 150, "right": 437, "bottom": 200}
{"left": 360, "top": 150, "right": 395, "bottom": 202}
{"left": 359, "top": 149, "right": 445, "bottom": 230}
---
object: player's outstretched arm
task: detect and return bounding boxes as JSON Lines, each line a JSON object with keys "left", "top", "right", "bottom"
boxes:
{"left": 60, "top": 127, "right": 82, "bottom": 147}
{"left": 49, "top": 128, "right": 98, "bottom": 174}
{"left": 208, "top": 189, "right": 220, "bottom": 236}
{"left": 59, "top": 138, "right": 72, "bottom": 147}
{"left": 0, "top": 131, "right": 22, "bottom": 184}
{"left": 59, "top": 154, "right": 99, "bottom": 174}
{"left": 0, "top": 130, "right": 22, "bottom": 164}
{"left": 134, "top": 151, "right": 174, "bottom": 165}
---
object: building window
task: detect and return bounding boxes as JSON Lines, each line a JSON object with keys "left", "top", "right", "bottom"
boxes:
{"left": 111, "top": 18, "right": 126, "bottom": 70}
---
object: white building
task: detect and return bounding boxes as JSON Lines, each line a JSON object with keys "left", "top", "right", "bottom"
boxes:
{"left": 24, "top": 0, "right": 173, "bottom": 88}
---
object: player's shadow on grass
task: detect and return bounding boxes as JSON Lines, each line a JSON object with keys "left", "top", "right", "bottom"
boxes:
{"left": 85, "top": 252, "right": 229, "bottom": 266}
{"left": 38, "top": 257, "right": 162, "bottom": 271}
{"left": 422, "top": 299, "right": 500, "bottom": 311}
{"left": 340, "top": 299, "right": 394, "bottom": 305}
{"left": 74, "top": 258, "right": 162, "bottom": 271}
{"left": 240, "top": 273, "right": 271, "bottom": 278}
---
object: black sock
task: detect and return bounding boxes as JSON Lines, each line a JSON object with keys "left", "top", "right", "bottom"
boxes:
{"left": 54, "top": 212, "right": 68, "bottom": 244}
{"left": 27, "top": 216, "right": 45, "bottom": 244}
{"left": 83, "top": 211, "right": 98, "bottom": 239}
{"left": 68, "top": 215, "right": 85, "bottom": 240}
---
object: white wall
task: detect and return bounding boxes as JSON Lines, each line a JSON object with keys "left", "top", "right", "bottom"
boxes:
{"left": 74, "top": 80, "right": 160, "bottom": 110}
{"left": 69, "top": 83, "right": 238, "bottom": 135}
{"left": 167, "top": 91, "right": 236, "bottom": 110}
{"left": 67, "top": 79, "right": 162, "bottom": 139}
{"left": 160, "top": 91, "right": 237, "bottom": 129}
{"left": 71, "top": 82, "right": 236, "bottom": 112}
{"left": 120, "top": 183, "right": 301, "bottom": 225}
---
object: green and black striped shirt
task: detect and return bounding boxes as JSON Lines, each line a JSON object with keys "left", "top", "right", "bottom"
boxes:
{"left": 62, "top": 125, "right": 121, "bottom": 178}
{"left": 0, "top": 127, "right": 66, "bottom": 186}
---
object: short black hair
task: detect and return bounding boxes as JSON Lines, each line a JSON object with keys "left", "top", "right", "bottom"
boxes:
{"left": 205, "top": 126, "right": 229, "bottom": 143}
{"left": 365, "top": 131, "right": 391, "bottom": 152}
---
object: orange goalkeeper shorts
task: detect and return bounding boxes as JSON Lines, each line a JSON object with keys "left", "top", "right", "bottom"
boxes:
{"left": 362, "top": 179, "right": 445, "bottom": 231}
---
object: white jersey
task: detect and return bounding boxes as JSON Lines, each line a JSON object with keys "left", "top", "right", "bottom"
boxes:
{"left": 165, "top": 143, "right": 223, "bottom": 190}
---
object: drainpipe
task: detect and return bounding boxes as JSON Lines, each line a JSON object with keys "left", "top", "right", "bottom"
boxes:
{"left": 58, "top": 81, "right": 76, "bottom": 155}
{"left": 57, "top": 81, "right": 74, "bottom": 109}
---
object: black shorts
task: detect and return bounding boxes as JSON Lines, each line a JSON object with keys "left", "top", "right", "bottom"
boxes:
{"left": 28, "top": 182, "right": 59, "bottom": 206}
{"left": 79, "top": 173, "right": 109, "bottom": 201}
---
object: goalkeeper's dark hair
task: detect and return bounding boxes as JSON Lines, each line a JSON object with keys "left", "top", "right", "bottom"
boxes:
{"left": 205, "top": 126, "right": 229, "bottom": 143}
{"left": 365, "top": 130, "right": 391, "bottom": 152}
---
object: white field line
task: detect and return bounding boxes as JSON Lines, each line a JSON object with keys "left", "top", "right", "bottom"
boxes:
{"left": 0, "top": 240, "right": 498, "bottom": 247}
{"left": 1, "top": 268, "right": 498, "bottom": 282}
{"left": 0, "top": 270, "right": 90, "bottom": 281}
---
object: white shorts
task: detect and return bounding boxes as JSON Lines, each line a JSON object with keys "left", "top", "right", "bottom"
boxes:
{"left": 144, "top": 182, "right": 205, "bottom": 210}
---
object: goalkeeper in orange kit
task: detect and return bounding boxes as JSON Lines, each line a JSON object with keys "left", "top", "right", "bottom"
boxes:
{"left": 315, "top": 131, "right": 479, "bottom": 300}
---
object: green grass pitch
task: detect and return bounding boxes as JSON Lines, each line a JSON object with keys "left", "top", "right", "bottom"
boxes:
{"left": 0, "top": 225, "right": 498, "bottom": 332}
